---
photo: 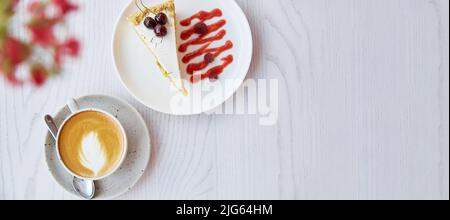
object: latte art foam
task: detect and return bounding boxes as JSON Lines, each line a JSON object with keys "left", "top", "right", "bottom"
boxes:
{"left": 80, "top": 132, "right": 107, "bottom": 176}
{"left": 58, "top": 111, "right": 125, "bottom": 179}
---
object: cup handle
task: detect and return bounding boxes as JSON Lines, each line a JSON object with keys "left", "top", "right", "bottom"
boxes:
{"left": 67, "top": 99, "right": 80, "bottom": 113}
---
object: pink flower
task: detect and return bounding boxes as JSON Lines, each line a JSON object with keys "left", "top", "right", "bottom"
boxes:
{"left": 30, "top": 64, "right": 48, "bottom": 86}
{"left": 61, "top": 38, "right": 80, "bottom": 57}
{"left": 1, "top": 36, "right": 30, "bottom": 66}
{"left": 27, "top": 17, "right": 59, "bottom": 47}
{"left": 53, "top": 38, "right": 80, "bottom": 67}
{"left": 1, "top": 0, "right": 80, "bottom": 86}
{"left": 52, "top": 0, "right": 78, "bottom": 15}
{"left": 27, "top": 1, "right": 46, "bottom": 18}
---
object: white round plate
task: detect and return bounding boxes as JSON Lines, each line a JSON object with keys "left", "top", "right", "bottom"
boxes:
{"left": 44, "top": 95, "right": 151, "bottom": 200}
{"left": 113, "top": 0, "right": 252, "bottom": 115}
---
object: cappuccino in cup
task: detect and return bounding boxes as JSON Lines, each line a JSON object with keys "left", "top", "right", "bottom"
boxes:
{"left": 57, "top": 110, "right": 127, "bottom": 180}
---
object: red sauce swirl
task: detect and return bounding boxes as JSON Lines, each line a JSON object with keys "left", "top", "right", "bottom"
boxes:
{"left": 180, "top": 9, "right": 223, "bottom": 26}
{"left": 179, "top": 9, "right": 234, "bottom": 83}
{"left": 191, "top": 55, "right": 234, "bottom": 83}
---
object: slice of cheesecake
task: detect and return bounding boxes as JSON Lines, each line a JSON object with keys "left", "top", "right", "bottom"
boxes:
{"left": 128, "top": 0, "right": 187, "bottom": 95}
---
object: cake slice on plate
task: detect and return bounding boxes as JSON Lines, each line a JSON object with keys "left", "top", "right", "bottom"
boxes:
{"left": 128, "top": 0, "right": 187, "bottom": 95}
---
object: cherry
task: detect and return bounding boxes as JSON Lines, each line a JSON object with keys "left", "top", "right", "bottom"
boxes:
{"left": 155, "top": 13, "right": 168, "bottom": 25}
{"left": 204, "top": 53, "right": 215, "bottom": 63}
{"left": 209, "top": 73, "right": 219, "bottom": 81}
{"left": 154, "top": 24, "right": 167, "bottom": 37}
{"left": 144, "top": 17, "right": 157, "bottom": 29}
{"left": 194, "top": 22, "right": 208, "bottom": 35}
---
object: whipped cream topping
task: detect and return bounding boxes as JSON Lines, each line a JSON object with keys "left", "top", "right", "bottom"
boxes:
{"left": 80, "top": 132, "right": 107, "bottom": 176}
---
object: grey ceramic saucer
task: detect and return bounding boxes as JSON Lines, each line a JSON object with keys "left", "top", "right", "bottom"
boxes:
{"left": 44, "top": 95, "right": 151, "bottom": 200}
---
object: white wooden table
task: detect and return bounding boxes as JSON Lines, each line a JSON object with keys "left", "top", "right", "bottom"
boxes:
{"left": 0, "top": 0, "right": 448, "bottom": 200}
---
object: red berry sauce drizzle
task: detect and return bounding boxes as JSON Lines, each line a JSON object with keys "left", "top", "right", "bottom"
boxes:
{"left": 178, "top": 9, "right": 234, "bottom": 83}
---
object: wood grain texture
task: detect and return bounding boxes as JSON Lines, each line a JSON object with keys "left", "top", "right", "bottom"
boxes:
{"left": 0, "top": 0, "right": 448, "bottom": 200}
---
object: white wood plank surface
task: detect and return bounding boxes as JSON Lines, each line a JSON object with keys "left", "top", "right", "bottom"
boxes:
{"left": 0, "top": 0, "right": 448, "bottom": 200}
